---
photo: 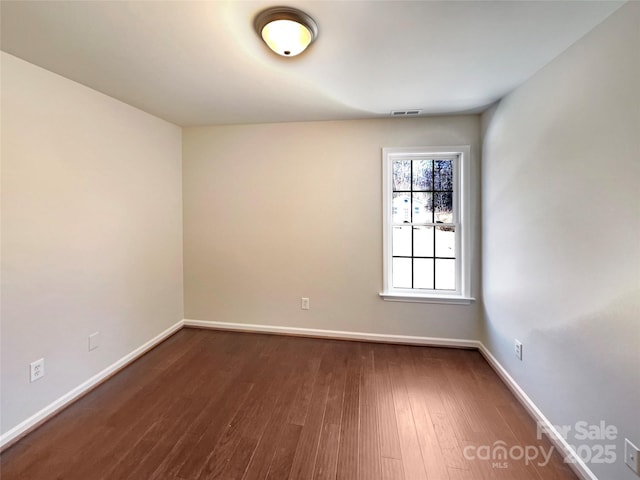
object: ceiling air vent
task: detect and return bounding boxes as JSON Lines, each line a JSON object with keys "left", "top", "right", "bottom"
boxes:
{"left": 391, "top": 109, "right": 422, "bottom": 116}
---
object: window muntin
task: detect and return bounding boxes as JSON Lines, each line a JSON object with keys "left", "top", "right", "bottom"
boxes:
{"left": 381, "top": 146, "right": 472, "bottom": 303}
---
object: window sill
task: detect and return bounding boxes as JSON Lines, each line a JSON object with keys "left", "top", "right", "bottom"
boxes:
{"left": 379, "top": 292, "right": 475, "bottom": 305}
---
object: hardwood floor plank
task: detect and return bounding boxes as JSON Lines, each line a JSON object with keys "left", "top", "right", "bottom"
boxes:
{"left": 147, "top": 371, "right": 235, "bottom": 479}
{"left": 312, "top": 422, "right": 341, "bottom": 480}
{"left": 178, "top": 382, "right": 255, "bottom": 479}
{"left": 380, "top": 456, "right": 405, "bottom": 480}
{"left": 374, "top": 345, "right": 403, "bottom": 461}
{"left": 312, "top": 343, "right": 348, "bottom": 480}
{"left": 148, "top": 335, "right": 255, "bottom": 476}
{"left": 412, "top": 349, "right": 473, "bottom": 474}
{"left": 105, "top": 346, "right": 222, "bottom": 479}
{"left": 242, "top": 342, "right": 311, "bottom": 480}
{"left": 287, "top": 339, "right": 324, "bottom": 426}
{"left": 335, "top": 347, "right": 361, "bottom": 480}
{"left": 197, "top": 338, "right": 291, "bottom": 480}
{"left": 496, "top": 401, "right": 575, "bottom": 480}
{"left": 385, "top": 345, "right": 428, "bottom": 480}
{"left": 265, "top": 422, "right": 303, "bottom": 480}
{"left": 287, "top": 343, "right": 333, "bottom": 480}
{"left": 176, "top": 333, "right": 265, "bottom": 479}
{"left": 400, "top": 347, "right": 450, "bottom": 479}
{"left": 358, "top": 345, "right": 382, "bottom": 480}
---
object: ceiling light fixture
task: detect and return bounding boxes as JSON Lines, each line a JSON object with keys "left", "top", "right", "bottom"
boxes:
{"left": 254, "top": 6, "right": 318, "bottom": 57}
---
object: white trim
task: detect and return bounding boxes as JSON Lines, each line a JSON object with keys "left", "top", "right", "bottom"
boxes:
{"left": 378, "top": 292, "right": 475, "bottom": 304}
{"left": 0, "top": 320, "right": 184, "bottom": 450}
{"left": 183, "top": 319, "right": 479, "bottom": 349}
{"left": 477, "top": 344, "right": 597, "bottom": 480}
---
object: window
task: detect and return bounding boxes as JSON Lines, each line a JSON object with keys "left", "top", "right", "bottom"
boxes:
{"left": 380, "top": 146, "right": 473, "bottom": 304}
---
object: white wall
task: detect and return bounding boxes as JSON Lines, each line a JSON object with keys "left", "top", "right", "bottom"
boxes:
{"left": 183, "top": 117, "right": 481, "bottom": 340}
{"left": 0, "top": 53, "right": 184, "bottom": 436}
{"left": 481, "top": 4, "right": 639, "bottom": 479}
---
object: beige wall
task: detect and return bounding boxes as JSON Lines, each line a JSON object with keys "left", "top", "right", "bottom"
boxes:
{"left": 0, "top": 53, "right": 184, "bottom": 435}
{"left": 481, "top": 3, "right": 639, "bottom": 479}
{"left": 183, "top": 116, "right": 481, "bottom": 340}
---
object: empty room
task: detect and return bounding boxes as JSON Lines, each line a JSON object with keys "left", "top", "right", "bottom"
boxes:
{"left": 1, "top": 1, "right": 638, "bottom": 479}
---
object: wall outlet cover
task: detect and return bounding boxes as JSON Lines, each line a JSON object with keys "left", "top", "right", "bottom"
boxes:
{"left": 89, "top": 332, "right": 100, "bottom": 351}
{"left": 30, "top": 358, "right": 45, "bottom": 383}
{"left": 301, "top": 297, "right": 310, "bottom": 310}
{"left": 514, "top": 339, "right": 523, "bottom": 360}
{"left": 626, "top": 438, "right": 640, "bottom": 475}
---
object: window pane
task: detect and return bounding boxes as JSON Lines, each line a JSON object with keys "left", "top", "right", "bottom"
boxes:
{"left": 412, "top": 192, "right": 432, "bottom": 223}
{"left": 413, "top": 258, "right": 434, "bottom": 289}
{"left": 435, "top": 259, "right": 456, "bottom": 290}
{"left": 434, "top": 192, "right": 453, "bottom": 223}
{"left": 435, "top": 226, "right": 455, "bottom": 258}
{"left": 392, "top": 193, "right": 411, "bottom": 224}
{"left": 413, "top": 226, "right": 434, "bottom": 257}
{"left": 392, "top": 226, "right": 411, "bottom": 257}
{"left": 393, "top": 160, "right": 411, "bottom": 191}
{"left": 412, "top": 160, "right": 433, "bottom": 191}
{"left": 434, "top": 159, "right": 453, "bottom": 191}
{"left": 392, "top": 258, "right": 412, "bottom": 288}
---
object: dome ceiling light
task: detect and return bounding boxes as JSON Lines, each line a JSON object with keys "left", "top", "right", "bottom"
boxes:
{"left": 254, "top": 6, "right": 318, "bottom": 57}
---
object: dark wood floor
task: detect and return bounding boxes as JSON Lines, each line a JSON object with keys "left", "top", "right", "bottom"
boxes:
{"left": 1, "top": 328, "right": 577, "bottom": 480}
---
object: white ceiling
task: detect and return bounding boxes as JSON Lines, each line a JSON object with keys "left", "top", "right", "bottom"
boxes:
{"left": 0, "top": 1, "right": 623, "bottom": 127}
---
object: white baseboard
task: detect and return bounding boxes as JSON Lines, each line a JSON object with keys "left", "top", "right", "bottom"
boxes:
{"left": 0, "top": 320, "right": 184, "bottom": 450}
{"left": 183, "top": 318, "right": 480, "bottom": 349}
{"left": 477, "top": 345, "right": 597, "bottom": 480}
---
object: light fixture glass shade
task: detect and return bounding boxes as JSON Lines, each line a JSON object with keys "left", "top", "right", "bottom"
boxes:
{"left": 255, "top": 7, "right": 318, "bottom": 57}
{"left": 261, "top": 19, "right": 312, "bottom": 57}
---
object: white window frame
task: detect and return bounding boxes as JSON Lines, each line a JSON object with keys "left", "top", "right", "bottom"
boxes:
{"left": 379, "top": 146, "right": 474, "bottom": 304}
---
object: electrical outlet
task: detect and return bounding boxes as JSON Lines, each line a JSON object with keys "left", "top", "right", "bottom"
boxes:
{"left": 514, "top": 340, "right": 523, "bottom": 361}
{"left": 30, "top": 358, "right": 45, "bottom": 383}
{"left": 89, "top": 332, "right": 100, "bottom": 351}
{"left": 301, "top": 297, "right": 310, "bottom": 310}
{"left": 626, "top": 438, "right": 640, "bottom": 475}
